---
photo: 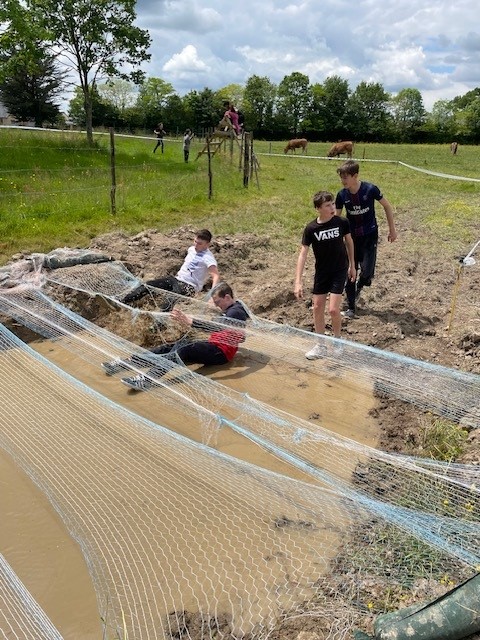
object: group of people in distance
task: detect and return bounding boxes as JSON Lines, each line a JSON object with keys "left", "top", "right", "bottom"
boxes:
{"left": 151, "top": 99, "right": 244, "bottom": 166}
{"left": 103, "top": 158, "right": 397, "bottom": 389}
{"left": 152, "top": 122, "right": 195, "bottom": 162}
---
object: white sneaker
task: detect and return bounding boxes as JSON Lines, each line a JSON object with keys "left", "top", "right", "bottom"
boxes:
{"left": 121, "top": 374, "right": 154, "bottom": 391}
{"left": 101, "top": 358, "right": 124, "bottom": 376}
{"left": 341, "top": 309, "right": 355, "bottom": 319}
{"left": 305, "top": 343, "right": 326, "bottom": 360}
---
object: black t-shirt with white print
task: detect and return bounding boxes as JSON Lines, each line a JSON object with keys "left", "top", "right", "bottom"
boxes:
{"left": 302, "top": 215, "right": 351, "bottom": 274}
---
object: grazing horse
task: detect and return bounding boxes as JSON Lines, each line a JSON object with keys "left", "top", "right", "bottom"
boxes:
{"left": 327, "top": 141, "right": 354, "bottom": 158}
{"left": 284, "top": 138, "right": 308, "bottom": 154}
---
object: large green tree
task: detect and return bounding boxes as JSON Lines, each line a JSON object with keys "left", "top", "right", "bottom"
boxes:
{"left": 347, "top": 81, "right": 392, "bottom": 141}
{"left": 28, "top": 0, "right": 151, "bottom": 143}
{"left": 161, "top": 94, "right": 188, "bottom": 135}
{"left": 68, "top": 85, "right": 119, "bottom": 128}
{"left": 451, "top": 88, "right": 480, "bottom": 110}
{"left": 462, "top": 97, "right": 480, "bottom": 142}
{"left": 423, "top": 100, "right": 457, "bottom": 142}
{"left": 98, "top": 78, "right": 137, "bottom": 113}
{"left": 136, "top": 77, "right": 175, "bottom": 130}
{"left": 0, "top": 0, "right": 65, "bottom": 126}
{"left": 311, "top": 75, "right": 350, "bottom": 140}
{"left": 276, "top": 71, "right": 312, "bottom": 135}
{"left": 243, "top": 75, "right": 277, "bottom": 134}
{"left": 183, "top": 88, "right": 223, "bottom": 132}
{"left": 391, "top": 88, "right": 426, "bottom": 141}
{"left": 215, "top": 83, "right": 244, "bottom": 110}
{"left": 0, "top": 53, "right": 64, "bottom": 126}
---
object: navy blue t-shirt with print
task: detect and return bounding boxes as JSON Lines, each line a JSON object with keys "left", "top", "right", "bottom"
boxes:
{"left": 335, "top": 181, "right": 383, "bottom": 237}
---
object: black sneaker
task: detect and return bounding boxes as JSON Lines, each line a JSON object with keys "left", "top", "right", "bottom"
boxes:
{"left": 121, "top": 374, "right": 154, "bottom": 391}
{"left": 101, "top": 359, "right": 124, "bottom": 376}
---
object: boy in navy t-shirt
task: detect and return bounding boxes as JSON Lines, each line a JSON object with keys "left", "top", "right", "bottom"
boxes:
{"left": 335, "top": 160, "right": 397, "bottom": 318}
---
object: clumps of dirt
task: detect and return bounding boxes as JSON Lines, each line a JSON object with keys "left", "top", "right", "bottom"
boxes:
{"left": 460, "top": 429, "right": 480, "bottom": 464}
{"left": 458, "top": 331, "right": 480, "bottom": 360}
{"left": 165, "top": 610, "right": 237, "bottom": 640}
{"left": 369, "top": 395, "right": 425, "bottom": 454}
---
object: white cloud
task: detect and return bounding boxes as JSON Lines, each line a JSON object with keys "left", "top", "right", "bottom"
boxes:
{"left": 163, "top": 45, "right": 209, "bottom": 74}
{"left": 135, "top": 0, "right": 480, "bottom": 110}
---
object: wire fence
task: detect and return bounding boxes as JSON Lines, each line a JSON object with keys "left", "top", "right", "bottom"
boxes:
{"left": 0, "top": 125, "right": 257, "bottom": 218}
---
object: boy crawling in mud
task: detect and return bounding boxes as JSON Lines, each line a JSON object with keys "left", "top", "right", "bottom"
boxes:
{"left": 102, "top": 283, "right": 249, "bottom": 391}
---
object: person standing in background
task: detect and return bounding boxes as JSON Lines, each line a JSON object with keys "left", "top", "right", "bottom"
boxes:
{"left": 153, "top": 123, "right": 166, "bottom": 153}
{"left": 183, "top": 129, "right": 195, "bottom": 162}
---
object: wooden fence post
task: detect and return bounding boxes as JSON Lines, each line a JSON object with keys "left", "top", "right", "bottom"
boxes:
{"left": 109, "top": 127, "right": 116, "bottom": 215}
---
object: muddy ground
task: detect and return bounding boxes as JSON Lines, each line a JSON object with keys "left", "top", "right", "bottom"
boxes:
{"left": 2, "top": 217, "right": 479, "bottom": 639}
{"left": 79, "top": 219, "right": 480, "bottom": 465}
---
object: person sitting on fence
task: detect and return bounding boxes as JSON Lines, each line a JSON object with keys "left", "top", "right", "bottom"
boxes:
{"left": 102, "top": 283, "right": 249, "bottom": 391}
{"left": 223, "top": 102, "right": 241, "bottom": 135}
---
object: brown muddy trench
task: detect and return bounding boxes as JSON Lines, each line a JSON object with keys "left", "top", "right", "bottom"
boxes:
{"left": 1, "top": 335, "right": 379, "bottom": 639}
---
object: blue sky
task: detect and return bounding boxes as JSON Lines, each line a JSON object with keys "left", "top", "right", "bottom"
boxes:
{"left": 134, "top": 0, "right": 479, "bottom": 110}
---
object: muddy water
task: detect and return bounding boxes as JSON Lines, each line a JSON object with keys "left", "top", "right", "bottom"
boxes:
{"left": 0, "top": 451, "right": 102, "bottom": 639}
{"left": 1, "top": 337, "right": 379, "bottom": 638}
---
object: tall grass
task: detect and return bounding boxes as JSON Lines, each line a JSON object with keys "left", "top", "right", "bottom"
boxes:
{"left": 1, "top": 127, "right": 479, "bottom": 264}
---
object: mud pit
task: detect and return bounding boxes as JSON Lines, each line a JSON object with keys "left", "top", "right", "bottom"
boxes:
{"left": 80, "top": 222, "right": 480, "bottom": 461}
{"left": 1, "top": 222, "right": 479, "bottom": 638}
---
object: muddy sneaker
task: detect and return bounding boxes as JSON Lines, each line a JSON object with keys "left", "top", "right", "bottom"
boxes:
{"left": 121, "top": 374, "right": 154, "bottom": 391}
{"left": 101, "top": 359, "right": 124, "bottom": 376}
{"left": 305, "top": 343, "right": 326, "bottom": 360}
{"left": 341, "top": 309, "right": 355, "bottom": 319}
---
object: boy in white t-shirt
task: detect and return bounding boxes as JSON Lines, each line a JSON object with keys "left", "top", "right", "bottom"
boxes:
{"left": 122, "top": 229, "right": 219, "bottom": 304}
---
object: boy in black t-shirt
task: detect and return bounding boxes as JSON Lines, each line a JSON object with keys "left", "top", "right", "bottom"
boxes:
{"left": 294, "top": 191, "right": 356, "bottom": 359}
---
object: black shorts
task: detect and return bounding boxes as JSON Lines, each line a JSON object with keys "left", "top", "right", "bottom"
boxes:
{"left": 313, "top": 268, "right": 348, "bottom": 295}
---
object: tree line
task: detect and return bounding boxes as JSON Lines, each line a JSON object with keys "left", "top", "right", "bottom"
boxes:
{"left": 1, "top": 0, "right": 479, "bottom": 145}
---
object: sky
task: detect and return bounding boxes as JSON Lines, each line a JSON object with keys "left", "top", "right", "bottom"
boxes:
{"left": 134, "top": 0, "right": 480, "bottom": 111}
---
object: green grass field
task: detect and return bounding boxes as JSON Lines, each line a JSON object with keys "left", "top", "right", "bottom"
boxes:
{"left": 1, "top": 127, "right": 479, "bottom": 264}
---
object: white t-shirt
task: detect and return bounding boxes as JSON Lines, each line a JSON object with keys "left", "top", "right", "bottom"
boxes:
{"left": 176, "top": 246, "right": 217, "bottom": 293}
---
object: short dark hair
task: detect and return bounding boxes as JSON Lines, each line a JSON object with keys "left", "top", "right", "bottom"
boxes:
{"left": 213, "top": 282, "right": 234, "bottom": 299}
{"left": 313, "top": 191, "right": 334, "bottom": 209}
{"left": 195, "top": 229, "right": 212, "bottom": 243}
{"left": 337, "top": 160, "right": 359, "bottom": 177}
